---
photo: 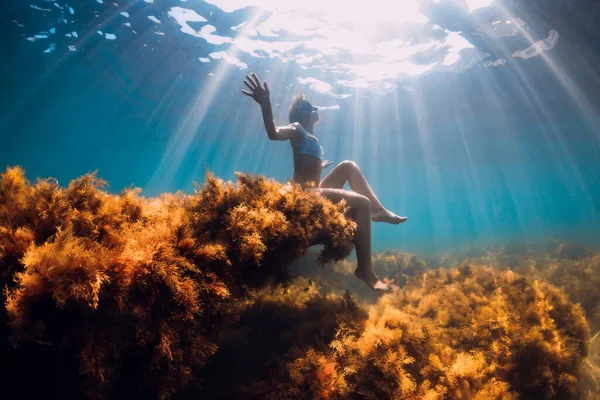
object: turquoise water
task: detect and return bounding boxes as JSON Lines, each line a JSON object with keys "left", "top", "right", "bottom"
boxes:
{"left": 1, "top": 0, "right": 599, "bottom": 254}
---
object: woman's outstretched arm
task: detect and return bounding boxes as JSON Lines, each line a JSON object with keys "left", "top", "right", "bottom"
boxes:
{"left": 242, "top": 73, "right": 299, "bottom": 141}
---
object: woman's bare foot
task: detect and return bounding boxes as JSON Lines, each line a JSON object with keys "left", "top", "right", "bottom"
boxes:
{"left": 371, "top": 208, "right": 407, "bottom": 224}
{"left": 355, "top": 267, "right": 388, "bottom": 291}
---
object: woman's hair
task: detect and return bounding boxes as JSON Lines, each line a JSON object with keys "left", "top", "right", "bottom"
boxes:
{"left": 289, "top": 94, "right": 308, "bottom": 124}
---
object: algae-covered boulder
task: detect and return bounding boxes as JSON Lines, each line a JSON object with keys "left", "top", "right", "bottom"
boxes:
{"left": 272, "top": 266, "right": 589, "bottom": 399}
{"left": 196, "top": 281, "right": 368, "bottom": 398}
{"left": 432, "top": 243, "right": 600, "bottom": 333}
{"left": 0, "top": 167, "right": 592, "bottom": 399}
{"left": 0, "top": 167, "right": 356, "bottom": 399}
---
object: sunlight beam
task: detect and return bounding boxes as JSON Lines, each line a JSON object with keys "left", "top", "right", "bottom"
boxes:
{"left": 145, "top": 9, "right": 266, "bottom": 192}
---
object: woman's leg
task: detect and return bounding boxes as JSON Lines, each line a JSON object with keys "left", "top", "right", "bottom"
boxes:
{"left": 317, "top": 188, "right": 387, "bottom": 291}
{"left": 320, "top": 161, "right": 407, "bottom": 224}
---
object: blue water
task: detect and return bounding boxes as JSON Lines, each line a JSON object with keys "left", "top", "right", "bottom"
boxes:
{"left": 1, "top": 0, "right": 599, "bottom": 253}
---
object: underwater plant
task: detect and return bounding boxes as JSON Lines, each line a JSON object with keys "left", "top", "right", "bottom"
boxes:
{"left": 196, "top": 280, "right": 368, "bottom": 398}
{"left": 431, "top": 243, "right": 600, "bottom": 333}
{"left": 0, "top": 166, "right": 356, "bottom": 399}
{"left": 257, "top": 265, "right": 590, "bottom": 399}
{"left": 1, "top": 166, "right": 594, "bottom": 399}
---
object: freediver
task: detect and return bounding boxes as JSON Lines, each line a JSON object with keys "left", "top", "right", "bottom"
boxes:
{"left": 242, "top": 73, "right": 407, "bottom": 291}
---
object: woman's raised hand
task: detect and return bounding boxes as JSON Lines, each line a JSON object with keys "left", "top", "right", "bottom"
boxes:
{"left": 241, "top": 73, "right": 270, "bottom": 106}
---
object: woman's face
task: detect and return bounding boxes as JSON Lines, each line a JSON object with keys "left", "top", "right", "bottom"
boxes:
{"left": 302, "top": 102, "right": 319, "bottom": 124}
{"left": 310, "top": 110, "right": 320, "bottom": 124}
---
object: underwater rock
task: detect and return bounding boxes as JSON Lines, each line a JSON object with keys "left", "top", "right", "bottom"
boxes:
{"left": 0, "top": 166, "right": 355, "bottom": 399}
{"left": 253, "top": 266, "right": 590, "bottom": 399}
{"left": 0, "top": 166, "right": 593, "bottom": 399}
{"left": 196, "top": 281, "right": 367, "bottom": 398}
{"left": 431, "top": 243, "right": 600, "bottom": 333}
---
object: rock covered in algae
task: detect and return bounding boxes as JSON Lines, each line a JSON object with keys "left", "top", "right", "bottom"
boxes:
{"left": 431, "top": 243, "right": 600, "bottom": 333}
{"left": 234, "top": 265, "right": 589, "bottom": 399}
{"left": 0, "top": 166, "right": 592, "bottom": 399}
{"left": 0, "top": 166, "right": 356, "bottom": 399}
{"left": 196, "top": 279, "right": 368, "bottom": 398}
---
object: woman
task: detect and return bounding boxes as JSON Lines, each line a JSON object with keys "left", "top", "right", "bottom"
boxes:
{"left": 242, "top": 73, "right": 407, "bottom": 291}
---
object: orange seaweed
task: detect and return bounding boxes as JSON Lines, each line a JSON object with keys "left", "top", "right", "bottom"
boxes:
{"left": 0, "top": 166, "right": 356, "bottom": 398}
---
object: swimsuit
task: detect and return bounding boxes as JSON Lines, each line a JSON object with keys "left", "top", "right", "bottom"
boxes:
{"left": 290, "top": 130, "right": 323, "bottom": 160}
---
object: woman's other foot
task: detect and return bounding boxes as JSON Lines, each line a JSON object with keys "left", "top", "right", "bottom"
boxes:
{"left": 354, "top": 267, "right": 388, "bottom": 291}
{"left": 371, "top": 208, "right": 407, "bottom": 224}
